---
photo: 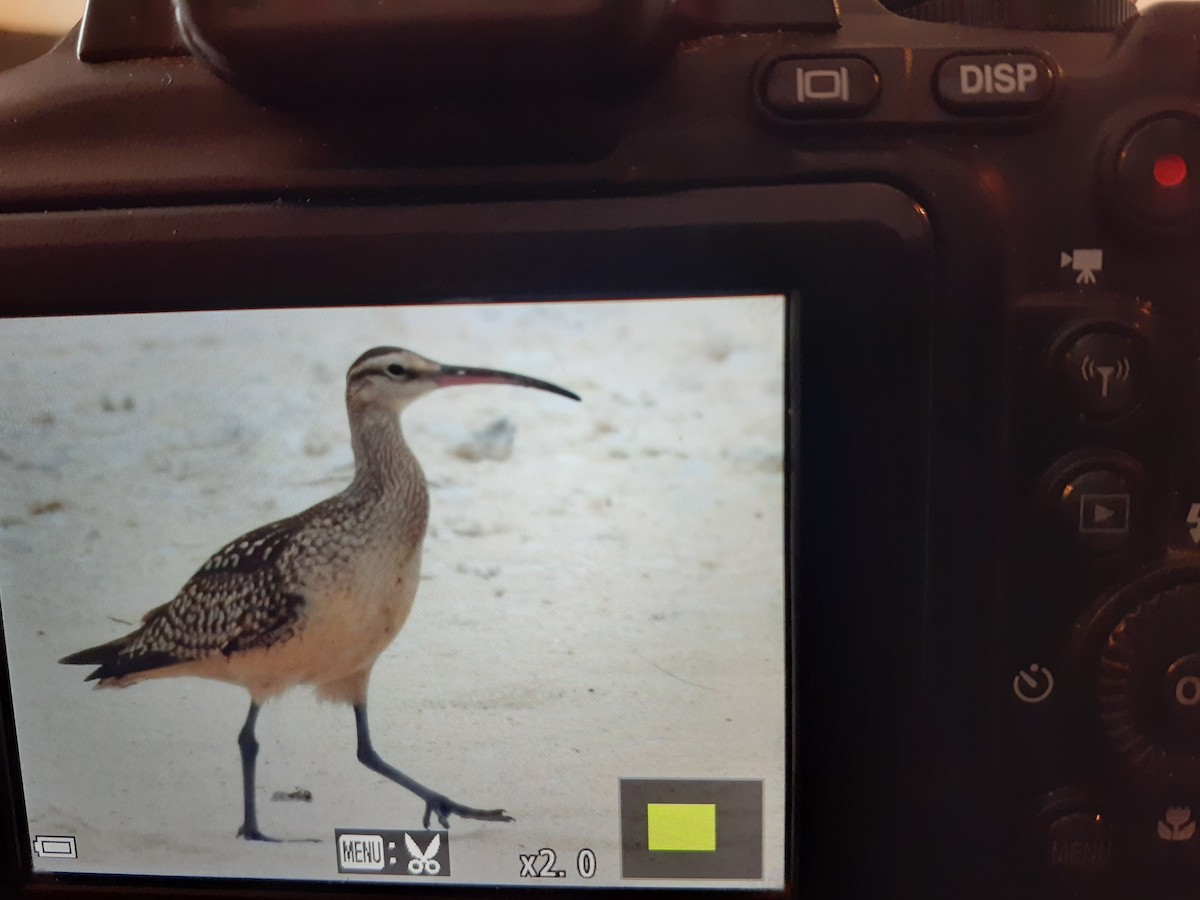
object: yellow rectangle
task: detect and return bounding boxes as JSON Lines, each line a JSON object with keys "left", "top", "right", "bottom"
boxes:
{"left": 646, "top": 803, "right": 717, "bottom": 852}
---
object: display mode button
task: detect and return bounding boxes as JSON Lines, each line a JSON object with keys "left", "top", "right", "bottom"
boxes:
{"left": 762, "top": 56, "right": 881, "bottom": 117}
{"left": 935, "top": 53, "right": 1054, "bottom": 114}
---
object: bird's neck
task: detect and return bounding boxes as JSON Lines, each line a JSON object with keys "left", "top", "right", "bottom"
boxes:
{"left": 348, "top": 404, "right": 424, "bottom": 495}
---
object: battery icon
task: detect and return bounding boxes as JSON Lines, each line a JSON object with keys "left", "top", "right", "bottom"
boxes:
{"left": 32, "top": 835, "right": 77, "bottom": 859}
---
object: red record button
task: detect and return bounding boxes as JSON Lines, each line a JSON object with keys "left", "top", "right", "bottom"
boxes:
{"left": 1155, "top": 154, "right": 1188, "bottom": 189}
{"left": 1117, "top": 115, "right": 1200, "bottom": 222}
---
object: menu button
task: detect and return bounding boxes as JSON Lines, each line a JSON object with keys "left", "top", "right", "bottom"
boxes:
{"left": 936, "top": 53, "right": 1054, "bottom": 114}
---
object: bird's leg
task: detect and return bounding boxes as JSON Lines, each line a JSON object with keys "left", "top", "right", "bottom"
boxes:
{"left": 236, "top": 702, "right": 279, "bottom": 842}
{"left": 353, "top": 703, "right": 513, "bottom": 829}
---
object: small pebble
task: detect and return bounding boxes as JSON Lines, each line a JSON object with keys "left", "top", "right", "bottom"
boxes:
{"left": 452, "top": 418, "right": 516, "bottom": 462}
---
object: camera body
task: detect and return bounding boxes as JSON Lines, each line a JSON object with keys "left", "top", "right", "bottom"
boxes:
{"left": 3, "top": 0, "right": 1200, "bottom": 897}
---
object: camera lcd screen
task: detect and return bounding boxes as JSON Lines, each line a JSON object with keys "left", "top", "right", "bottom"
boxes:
{"left": 0, "top": 295, "right": 787, "bottom": 890}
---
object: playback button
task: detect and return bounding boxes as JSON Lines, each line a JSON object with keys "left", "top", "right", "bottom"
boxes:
{"left": 761, "top": 56, "right": 881, "bottom": 118}
{"left": 1049, "top": 459, "right": 1143, "bottom": 556}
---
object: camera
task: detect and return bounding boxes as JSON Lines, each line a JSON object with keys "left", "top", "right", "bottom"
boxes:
{"left": 1, "top": 0, "right": 1198, "bottom": 897}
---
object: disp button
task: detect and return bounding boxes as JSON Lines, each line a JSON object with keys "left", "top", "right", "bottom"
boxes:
{"left": 935, "top": 53, "right": 1054, "bottom": 114}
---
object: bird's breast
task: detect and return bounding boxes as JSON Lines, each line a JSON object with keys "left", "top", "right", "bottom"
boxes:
{"left": 276, "top": 497, "right": 428, "bottom": 683}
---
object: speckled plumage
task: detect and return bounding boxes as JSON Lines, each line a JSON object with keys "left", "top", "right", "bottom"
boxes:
{"left": 61, "top": 346, "right": 577, "bottom": 836}
{"left": 63, "top": 348, "right": 433, "bottom": 703}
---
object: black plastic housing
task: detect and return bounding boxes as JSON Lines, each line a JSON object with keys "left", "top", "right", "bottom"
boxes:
{"left": 3, "top": 0, "right": 1200, "bottom": 898}
{"left": 173, "top": 0, "right": 676, "bottom": 101}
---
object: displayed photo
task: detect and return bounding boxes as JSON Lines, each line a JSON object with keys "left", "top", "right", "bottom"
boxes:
{"left": 0, "top": 296, "right": 787, "bottom": 888}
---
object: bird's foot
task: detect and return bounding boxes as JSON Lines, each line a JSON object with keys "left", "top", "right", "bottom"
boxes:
{"left": 237, "top": 825, "right": 282, "bottom": 842}
{"left": 422, "top": 793, "right": 514, "bottom": 830}
{"left": 237, "top": 825, "right": 322, "bottom": 844}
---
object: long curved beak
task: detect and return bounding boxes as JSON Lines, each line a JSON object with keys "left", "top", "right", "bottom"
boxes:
{"left": 431, "top": 364, "right": 581, "bottom": 402}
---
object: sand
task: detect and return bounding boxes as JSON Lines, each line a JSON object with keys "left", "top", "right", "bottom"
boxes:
{"left": 0, "top": 296, "right": 786, "bottom": 889}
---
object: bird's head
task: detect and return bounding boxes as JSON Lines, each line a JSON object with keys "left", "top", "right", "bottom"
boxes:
{"left": 346, "top": 346, "right": 580, "bottom": 414}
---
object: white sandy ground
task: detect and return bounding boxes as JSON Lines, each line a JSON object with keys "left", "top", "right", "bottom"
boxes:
{"left": 0, "top": 297, "right": 785, "bottom": 890}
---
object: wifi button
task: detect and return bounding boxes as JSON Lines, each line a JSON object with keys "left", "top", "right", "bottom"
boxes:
{"left": 1059, "top": 328, "right": 1147, "bottom": 420}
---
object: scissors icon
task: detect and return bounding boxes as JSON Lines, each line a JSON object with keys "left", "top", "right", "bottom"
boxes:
{"left": 405, "top": 833, "right": 442, "bottom": 875}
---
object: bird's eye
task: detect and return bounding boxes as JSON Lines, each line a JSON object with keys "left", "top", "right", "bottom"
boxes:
{"left": 386, "top": 364, "right": 407, "bottom": 377}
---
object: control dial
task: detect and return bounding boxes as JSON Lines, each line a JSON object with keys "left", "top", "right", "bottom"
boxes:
{"left": 1092, "top": 571, "right": 1200, "bottom": 783}
{"left": 884, "top": 0, "right": 1137, "bottom": 31}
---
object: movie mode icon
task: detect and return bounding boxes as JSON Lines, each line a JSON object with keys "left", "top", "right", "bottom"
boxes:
{"left": 335, "top": 829, "right": 450, "bottom": 877}
{"left": 620, "top": 779, "right": 763, "bottom": 879}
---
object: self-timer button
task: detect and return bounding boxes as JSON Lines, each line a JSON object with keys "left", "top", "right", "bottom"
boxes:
{"left": 1117, "top": 115, "right": 1200, "bottom": 222}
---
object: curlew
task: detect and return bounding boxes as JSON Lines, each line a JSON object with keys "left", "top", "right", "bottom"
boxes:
{"left": 60, "top": 346, "right": 579, "bottom": 839}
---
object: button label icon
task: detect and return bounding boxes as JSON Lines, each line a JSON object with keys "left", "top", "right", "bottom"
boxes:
{"left": 762, "top": 56, "right": 881, "bottom": 118}
{"left": 405, "top": 833, "right": 442, "bottom": 876}
{"left": 1061, "top": 248, "right": 1104, "bottom": 285}
{"left": 1187, "top": 503, "right": 1200, "bottom": 544}
{"left": 1059, "top": 330, "right": 1143, "bottom": 419}
{"left": 935, "top": 53, "right": 1053, "bottom": 113}
{"left": 1079, "top": 355, "right": 1130, "bottom": 400}
{"left": 795, "top": 67, "right": 850, "bottom": 102}
{"left": 1176, "top": 676, "right": 1200, "bottom": 707}
{"left": 1079, "top": 493, "right": 1131, "bottom": 534}
{"left": 334, "top": 829, "right": 450, "bottom": 877}
{"left": 1157, "top": 807, "right": 1197, "bottom": 842}
{"left": 1013, "top": 664, "right": 1055, "bottom": 704}
{"left": 959, "top": 61, "right": 1041, "bottom": 96}
{"left": 338, "top": 833, "right": 385, "bottom": 871}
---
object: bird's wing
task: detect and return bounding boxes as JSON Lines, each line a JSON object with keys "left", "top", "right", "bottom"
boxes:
{"left": 78, "top": 517, "right": 310, "bottom": 680}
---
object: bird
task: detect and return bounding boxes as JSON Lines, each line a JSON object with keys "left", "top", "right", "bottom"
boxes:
{"left": 60, "top": 345, "right": 580, "bottom": 840}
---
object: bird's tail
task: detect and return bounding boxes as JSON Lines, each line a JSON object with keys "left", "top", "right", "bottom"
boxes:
{"left": 60, "top": 635, "right": 183, "bottom": 684}
{"left": 60, "top": 636, "right": 128, "bottom": 667}
{"left": 59, "top": 636, "right": 134, "bottom": 682}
